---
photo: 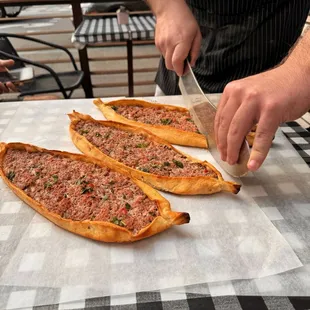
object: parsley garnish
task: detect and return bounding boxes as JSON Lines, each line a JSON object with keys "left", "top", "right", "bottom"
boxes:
{"left": 111, "top": 217, "right": 125, "bottom": 227}
{"left": 173, "top": 159, "right": 184, "bottom": 168}
{"left": 95, "top": 132, "right": 102, "bottom": 137}
{"left": 81, "top": 187, "right": 94, "bottom": 194}
{"left": 44, "top": 182, "right": 52, "bottom": 189}
{"left": 80, "top": 129, "right": 89, "bottom": 135}
{"left": 125, "top": 203, "right": 131, "bottom": 211}
{"left": 186, "top": 118, "right": 194, "bottom": 123}
{"left": 102, "top": 195, "right": 109, "bottom": 201}
{"left": 111, "top": 106, "right": 118, "bottom": 111}
{"left": 104, "top": 133, "right": 111, "bottom": 139}
{"left": 160, "top": 118, "right": 172, "bottom": 125}
{"left": 163, "top": 162, "right": 170, "bottom": 167}
{"left": 139, "top": 167, "right": 150, "bottom": 173}
{"left": 136, "top": 143, "right": 149, "bottom": 148}
{"left": 76, "top": 176, "right": 87, "bottom": 185}
{"left": 44, "top": 174, "right": 59, "bottom": 189}
{"left": 7, "top": 171, "right": 15, "bottom": 181}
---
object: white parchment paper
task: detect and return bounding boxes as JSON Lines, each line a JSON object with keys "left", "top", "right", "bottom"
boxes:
{"left": 0, "top": 97, "right": 305, "bottom": 305}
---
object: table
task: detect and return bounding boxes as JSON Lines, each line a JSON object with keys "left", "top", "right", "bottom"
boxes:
{"left": 1, "top": 96, "right": 310, "bottom": 310}
{"left": 72, "top": 13, "right": 155, "bottom": 97}
{"left": 0, "top": 0, "right": 138, "bottom": 98}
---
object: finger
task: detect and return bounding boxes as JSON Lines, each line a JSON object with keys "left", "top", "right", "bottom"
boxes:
{"left": 6, "top": 82, "right": 18, "bottom": 92}
{"left": 154, "top": 28, "right": 165, "bottom": 56}
{"left": 247, "top": 115, "right": 279, "bottom": 171}
{"left": 0, "top": 59, "right": 14, "bottom": 71}
{"left": 226, "top": 103, "right": 258, "bottom": 165}
{"left": 190, "top": 31, "right": 202, "bottom": 67}
{"left": 172, "top": 42, "right": 191, "bottom": 76}
{"left": 0, "top": 83, "right": 8, "bottom": 93}
{"left": 164, "top": 47, "right": 174, "bottom": 71}
{"left": 216, "top": 97, "right": 242, "bottom": 162}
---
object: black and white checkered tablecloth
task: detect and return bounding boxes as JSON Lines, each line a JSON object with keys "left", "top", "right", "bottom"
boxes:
{"left": 1, "top": 115, "right": 310, "bottom": 310}
{"left": 72, "top": 14, "right": 155, "bottom": 45}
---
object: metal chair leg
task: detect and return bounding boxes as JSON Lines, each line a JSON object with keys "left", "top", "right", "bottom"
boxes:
{"left": 127, "top": 39, "right": 134, "bottom": 97}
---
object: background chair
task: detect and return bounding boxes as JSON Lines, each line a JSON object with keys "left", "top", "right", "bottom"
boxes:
{"left": 0, "top": 33, "right": 84, "bottom": 99}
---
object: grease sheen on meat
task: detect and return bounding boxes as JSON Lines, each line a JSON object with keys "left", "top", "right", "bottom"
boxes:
{"left": 3, "top": 149, "right": 159, "bottom": 234}
{"left": 75, "top": 120, "right": 216, "bottom": 178}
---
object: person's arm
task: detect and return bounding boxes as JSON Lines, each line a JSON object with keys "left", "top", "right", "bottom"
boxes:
{"left": 214, "top": 30, "right": 310, "bottom": 171}
{"left": 147, "top": 0, "right": 201, "bottom": 75}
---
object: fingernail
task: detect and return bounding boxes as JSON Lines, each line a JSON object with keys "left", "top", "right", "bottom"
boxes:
{"left": 248, "top": 160, "right": 259, "bottom": 171}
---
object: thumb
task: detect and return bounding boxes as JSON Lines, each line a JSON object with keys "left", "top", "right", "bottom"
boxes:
{"left": 247, "top": 118, "right": 278, "bottom": 171}
{"left": 0, "top": 59, "right": 15, "bottom": 69}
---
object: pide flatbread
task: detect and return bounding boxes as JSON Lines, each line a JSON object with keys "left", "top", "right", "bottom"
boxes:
{"left": 0, "top": 142, "right": 189, "bottom": 242}
{"left": 93, "top": 98, "right": 256, "bottom": 148}
{"left": 93, "top": 98, "right": 208, "bottom": 148}
{"left": 69, "top": 111, "right": 241, "bottom": 195}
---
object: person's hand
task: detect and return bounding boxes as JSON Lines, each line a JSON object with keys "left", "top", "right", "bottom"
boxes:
{"left": 214, "top": 64, "right": 310, "bottom": 171}
{"left": 154, "top": 1, "right": 201, "bottom": 76}
{"left": 0, "top": 59, "right": 18, "bottom": 93}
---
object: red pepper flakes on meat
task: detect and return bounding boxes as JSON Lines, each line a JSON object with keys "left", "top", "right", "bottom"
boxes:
{"left": 3, "top": 149, "right": 161, "bottom": 234}
{"left": 119, "top": 207, "right": 128, "bottom": 215}
{"left": 75, "top": 120, "right": 217, "bottom": 178}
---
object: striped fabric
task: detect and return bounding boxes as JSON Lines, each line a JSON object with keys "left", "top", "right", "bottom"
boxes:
{"left": 155, "top": 0, "right": 310, "bottom": 95}
{"left": 73, "top": 14, "right": 156, "bottom": 44}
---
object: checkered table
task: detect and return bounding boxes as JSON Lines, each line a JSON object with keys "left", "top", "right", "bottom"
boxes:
{"left": 1, "top": 98, "right": 310, "bottom": 310}
{"left": 71, "top": 14, "right": 155, "bottom": 97}
{"left": 72, "top": 14, "right": 155, "bottom": 45}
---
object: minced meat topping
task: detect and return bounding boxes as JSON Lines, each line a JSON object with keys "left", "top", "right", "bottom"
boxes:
{"left": 112, "top": 105, "right": 199, "bottom": 133}
{"left": 76, "top": 120, "right": 216, "bottom": 178}
{"left": 3, "top": 149, "right": 159, "bottom": 234}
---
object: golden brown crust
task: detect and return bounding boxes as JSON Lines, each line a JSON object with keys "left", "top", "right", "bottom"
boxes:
{"left": 246, "top": 125, "right": 257, "bottom": 147}
{"left": 93, "top": 98, "right": 208, "bottom": 148}
{"left": 69, "top": 111, "right": 240, "bottom": 195}
{"left": 0, "top": 142, "right": 190, "bottom": 243}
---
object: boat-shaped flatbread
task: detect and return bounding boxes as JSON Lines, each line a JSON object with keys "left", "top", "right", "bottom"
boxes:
{"left": 93, "top": 98, "right": 207, "bottom": 148}
{"left": 69, "top": 111, "right": 241, "bottom": 195}
{"left": 93, "top": 98, "right": 256, "bottom": 147}
{"left": 0, "top": 142, "right": 189, "bottom": 242}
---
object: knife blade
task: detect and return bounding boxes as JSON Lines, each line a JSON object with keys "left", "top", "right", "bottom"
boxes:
{"left": 178, "top": 59, "right": 250, "bottom": 177}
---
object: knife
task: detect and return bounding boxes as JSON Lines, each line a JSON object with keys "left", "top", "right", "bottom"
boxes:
{"left": 178, "top": 59, "right": 250, "bottom": 177}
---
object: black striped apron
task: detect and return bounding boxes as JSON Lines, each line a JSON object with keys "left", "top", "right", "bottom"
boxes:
{"left": 155, "top": 0, "right": 310, "bottom": 95}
